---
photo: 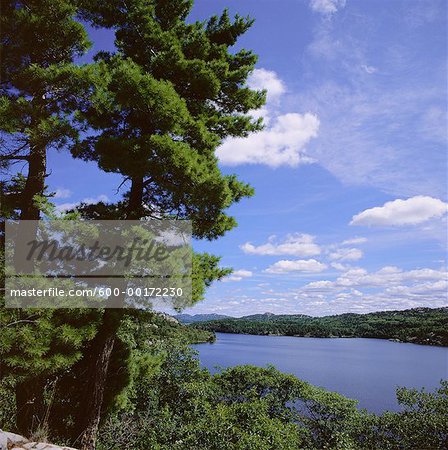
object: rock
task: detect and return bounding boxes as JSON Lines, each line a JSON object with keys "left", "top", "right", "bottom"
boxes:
{"left": 0, "top": 431, "right": 7, "bottom": 450}
{"left": 0, "top": 430, "right": 77, "bottom": 450}
{"left": 23, "top": 443, "right": 53, "bottom": 449}
{"left": 1, "top": 430, "right": 28, "bottom": 449}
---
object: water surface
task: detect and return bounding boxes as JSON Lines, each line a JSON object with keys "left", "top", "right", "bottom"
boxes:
{"left": 194, "top": 333, "right": 448, "bottom": 413}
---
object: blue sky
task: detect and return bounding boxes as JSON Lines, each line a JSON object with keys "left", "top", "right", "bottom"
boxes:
{"left": 47, "top": 0, "right": 447, "bottom": 316}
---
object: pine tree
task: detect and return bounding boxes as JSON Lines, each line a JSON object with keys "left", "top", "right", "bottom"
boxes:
{"left": 1, "top": 0, "right": 91, "bottom": 220}
{"left": 0, "top": 0, "right": 101, "bottom": 436}
{"left": 67, "top": 1, "right": 265, "bottom": 447}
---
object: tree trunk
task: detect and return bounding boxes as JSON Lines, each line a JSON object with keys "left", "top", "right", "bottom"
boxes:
{"left": 14, "top": 143, "right": 47, "bottom": 435}
{"left": 13, "top": 143, "right": 46, "bottom": 271}
{"left": 127, "top": 175, "right": 144, "bottom": 219}
{"left": 78, "top": 177, "right": 145, "bottom": 449}
{"left": 20, "top": 143, "right": 46, "bottom": 220}
{"left": 78, "top": 309, "right": 123, "bottom": 450}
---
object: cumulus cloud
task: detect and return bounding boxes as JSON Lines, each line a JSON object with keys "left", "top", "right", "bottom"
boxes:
{"left": 384, "top": 280, "right": 448, "bottom": 297}
{"left": 265, "top": 259, "right": 327, "bottom": 273}
{"left": 328, "top": 247, "right": 363, "bottom": 261}
{"left": 241, "top": 234, "right": 321, "bottom": 257}
{"left": 309, "top": 0, "right": 346, "bottom": 15}
{"left": 351, "top": 196, "right": 448, "bottom": 226}
{"left": 184, "top": 265, "right": 447, "bottom": 316}
{"left": 303, "top": 266, "right": 447, "bottom": 290}
{"left": 330, "top": 262, "right": 352, "bottom": 271}
{"left": 216, "top": 68, "right": 320, "bottom": 167}
{"left": 290, "top": 265, "right": 448, "bottom": 314}
{"left": 223, "top": 269, "right": 253, "bottom": 282}
{"left": 217, "top": 113, "right": 319, "bottom": 167}
{"left": 248, "top": 68, "right": 286, "bottom": 101}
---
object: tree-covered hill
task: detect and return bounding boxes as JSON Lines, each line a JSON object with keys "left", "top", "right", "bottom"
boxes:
{"left": 175, "top": 313, "right": 232, "bottom": 324}
{"left": 191, "top": 307, "right": 448, "bottom": 346}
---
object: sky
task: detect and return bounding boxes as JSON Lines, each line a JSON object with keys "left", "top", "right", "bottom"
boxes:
{"left": 46, "top": 0, "right": 447, "bottom": 317}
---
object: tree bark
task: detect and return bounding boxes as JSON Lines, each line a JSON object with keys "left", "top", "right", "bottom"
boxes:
{"left": 127, "top": 175, "right": 144, "bottom": 220}
{"left": 78, "top": 309, "right": 123, "bottom": 450}
{"left": 78, "top": 176, "right": 145, "bottom": 450}
{"left": 19, "top": 143, "right": 46, "bottom": 220}
{"left": 14, "top": 143, "right": 47, "bottom": 436}
{"left": 12, "top": 143, "right": 46, "bottom": 271}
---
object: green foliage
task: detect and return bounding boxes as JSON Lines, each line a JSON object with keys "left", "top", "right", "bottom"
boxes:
{"left": 97, "top": 348, "right": 305, "bottom": 450}
{"left": 42, "top": 311, "right": 213, "bottom": 438}
{"left": 193, "top": 307, "right": 448, "bottom": 346}
{"left": 0, "top": 308, "right": 100, "bottom": 381}
{"left": 74, "top": 0, "right": 263, "bottom": 240}
{"left": 0, "top": 190, "right": 101, "bottom": 393}
{"left": 96, "top": 342, "right": 448, "bottom": 450}
{"left": 0, "top": 375, "right": 16, "bottom": 431}
{"left": 366, "top": 381, "right": 448, "bottom": 449}
{"left": 1, "top": 0, "right": 92, "bottom": 166}
{"left": 2, "top": 1, "right": 265, "bottom": 443}
{"left": 1, "top": 0, "right": 89, "bottom": 78}
{"left": 3, "top": 3, "right": 445, "bottom": 449}
{"left": 0, "top": 311, "right": 213, "bottom": 433}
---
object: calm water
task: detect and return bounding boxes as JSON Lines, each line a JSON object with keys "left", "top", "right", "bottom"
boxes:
{"left": 194, "top": 333, "right": 448, "bottom": 413}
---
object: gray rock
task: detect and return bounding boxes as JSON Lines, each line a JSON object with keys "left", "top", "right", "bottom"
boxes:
{"left": 1, "top": 430, "right": 29, "bottom": 449}
{"left": 23, "top": 443, "right": 51, "bottom": 449}
{"left": 4, "top": 430, "right": 29, "bottom": 444}
{"left": 0, "top": 430, "right": 77, "bottom": 450}
{"left": 0, "top": 430, "right": 7, "bottom": 450}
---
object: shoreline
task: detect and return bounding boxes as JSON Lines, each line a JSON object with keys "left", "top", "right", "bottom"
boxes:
{"left": 196, "top": 331, "right": 448, "bottom": 348}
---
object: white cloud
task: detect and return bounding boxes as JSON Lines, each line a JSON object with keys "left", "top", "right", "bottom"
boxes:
{"left": 183, "top": 263, "right": 447, "bottom": 317}
{"left": 330, "top": 262, "right": 352, "bottom": 271}
{"left": 223, "top": 269, "right": 253, "bottom": 282}
{"left": 301, "top": 82, "right": 447, "bottom": 198}
{"left": 217, "top": 68, "right": 320, "bottom": 167}
{"left": 302, "top": 265, "right": 448, "bottom": 290}
{"left": 385, "top": 280, "right": 448, "bottom": 297}
{"left": 290, "top": 264, "right": 448, "bottom": 314}
{"left": 217, "top": 113, "right": 319, "bottom": 167}
{"left": 329, "top": 247, "right": 363, "bottom": 261}
{"left": 241, "top": 233, "right": 321, "bottom": 257}
{"left": 341, "top": 237, "right": 367, "bottom": 245}
{"left": 265, "top": 259, "right": 328, "bottom": 273}
{"left": 351, "top": 196, "right": 448, "bottom": 227}
{"left": 54, "top": 188, "right": 72, "bottom": 199}
{"left": 56, "top": 194, "right": 109, "bottom": 212}
{"left": 305, "top": 280, "right": 334, "bottom": 289}
{"left": 248, "top": 68, "right": 286, "bottom": 101}
{"left": 309, "top": 0, "right": 346, "bottom": 15}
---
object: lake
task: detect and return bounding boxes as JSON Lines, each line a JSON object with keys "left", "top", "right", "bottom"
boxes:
{"left": 194, "top": 333, "right": 448, "bottom": 413}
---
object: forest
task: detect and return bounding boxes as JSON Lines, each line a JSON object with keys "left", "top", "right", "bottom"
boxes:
{"left": 192, "top": 307, "right": 448, "bottom": 346}
{"left": 2, "top": 313, "right": 448, "bottom": 449}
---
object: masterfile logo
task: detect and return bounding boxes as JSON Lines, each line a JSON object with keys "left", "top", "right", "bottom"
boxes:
{"left": 5, "top": 219, "right": 192, "bottom": 309}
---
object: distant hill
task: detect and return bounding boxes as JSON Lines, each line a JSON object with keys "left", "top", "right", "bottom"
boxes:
{"left": 176, "top": 312, "right": 311, "bottom": 324}
{"left": 175, "top": 313, "right": 232, "bottom": 324}
{"left": 190, "top": 307, "right": 448, "bottom": 347}
{"left": 238, "top": 312, "right": 311, "bottom": 322}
